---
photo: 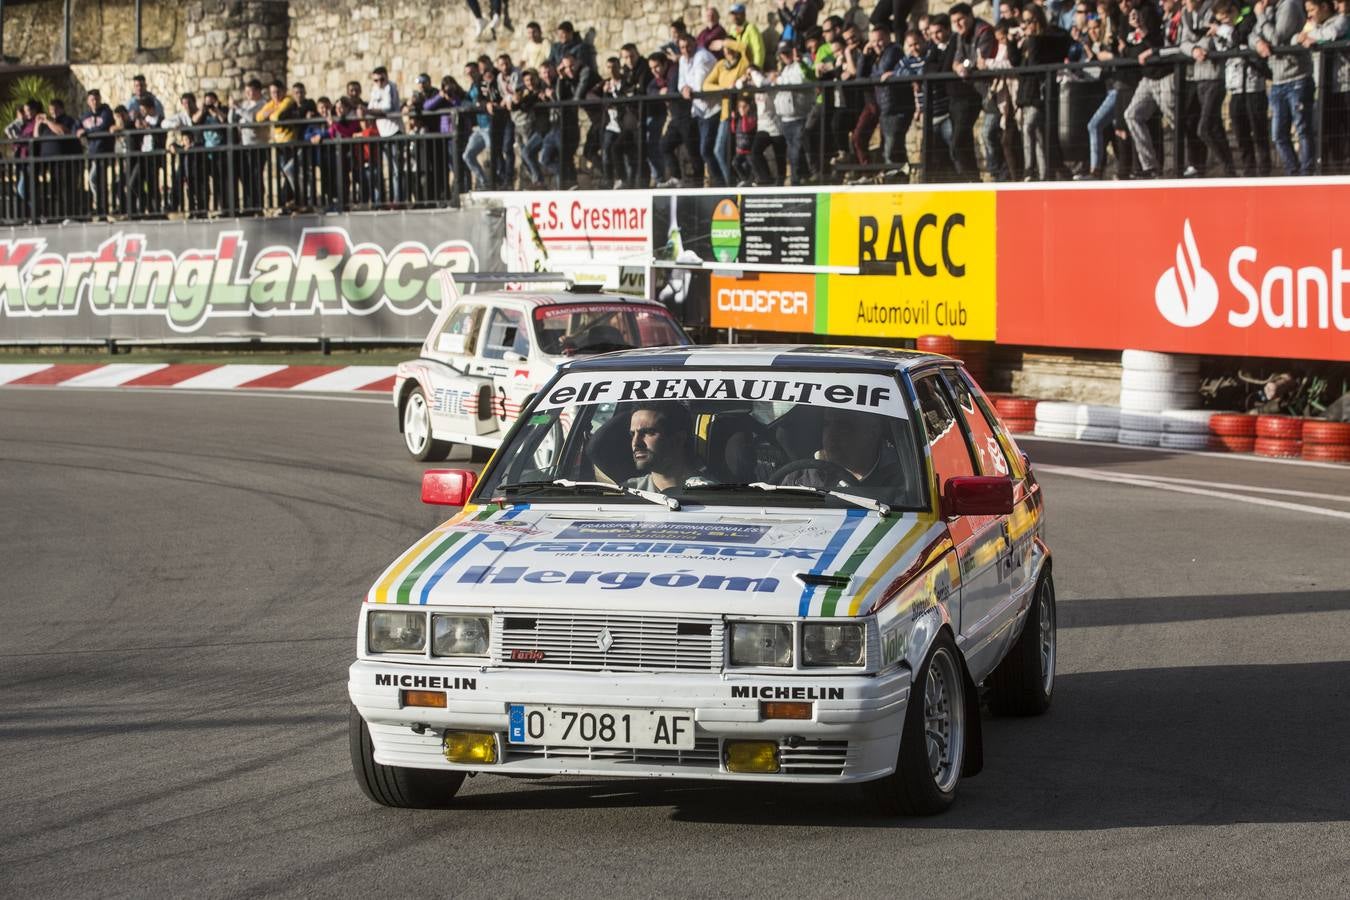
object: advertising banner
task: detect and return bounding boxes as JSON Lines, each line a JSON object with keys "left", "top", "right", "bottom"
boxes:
{"left": 0, "top": 208, "right": 504, "bottom": 344}
{"left": 651, "top": 187, "right": 997, "bottom": 340}
{"left": 821, "top": 190, "right": 997, "bottom": 341}
{"left": 997, "top": 182, "right": 1350, "bottom": 362}
{"left": 473, "top": 189, "right": 651, "bottom": 293}
{"left": 709, "top": 271, "right": 815, "bottom": 332}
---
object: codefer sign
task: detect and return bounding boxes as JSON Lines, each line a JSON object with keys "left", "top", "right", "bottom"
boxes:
{"left": 710, "top": 272, "right": 815, "bottom": 331}
{"left": 997, "top": 183, "right": 1350, "bottom": 361}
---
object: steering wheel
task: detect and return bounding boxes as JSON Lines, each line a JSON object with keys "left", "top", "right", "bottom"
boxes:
{"left": 766, "top": 458, "right": 862, "bottom": 488}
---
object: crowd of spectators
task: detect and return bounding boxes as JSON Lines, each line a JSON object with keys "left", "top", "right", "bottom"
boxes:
{"left": 4, "top": 0, "right": 1349, "bottom": 221}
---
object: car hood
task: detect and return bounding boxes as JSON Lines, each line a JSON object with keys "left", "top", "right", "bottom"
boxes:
{"left": 367, "top": 503, "right": 943, "bottom": 617}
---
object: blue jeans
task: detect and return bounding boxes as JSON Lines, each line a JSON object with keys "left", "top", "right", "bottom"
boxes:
{"left": 645, "top": 115, "right": 666, "bottom": 182}
{"left": 980, "top": 109, "right": 1005, "bottom": 180}
{"left": 522, "top": 131, "right": 544, "bottom": 183}
{"left": 781, "top": 118, "right": 805, "bottom": 184}
{"left": 1269, "top": 77, "right": 1314, "bottom": 175}
{"left": 713, "top": 118, "right": 734, "bottom": 185}
{"left": 697, "top": 115, "right": 722, "bottom": 185}
{"left": 462, "top": 125, "right": 491, "bottom": 190}
{"left": 1088, "top": 88, "right": 1119, "bottom": 173}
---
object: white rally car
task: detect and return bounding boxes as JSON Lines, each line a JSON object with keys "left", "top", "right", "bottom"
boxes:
{"left": 394, "top": 280, "right": 690, "bottom": 461}
{"left": 351, "top": 346, "right": 1054, "bottom": 815}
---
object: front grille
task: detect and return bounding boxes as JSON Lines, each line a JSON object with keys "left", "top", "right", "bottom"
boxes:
{"left": 502, "top": 738, "right": 849, "bottom": 775}
{"left": 492, "top": 612, "right": 724, "bottom": 672}
{"left": 505, "top": 738, "right": 722, "bottom": 767}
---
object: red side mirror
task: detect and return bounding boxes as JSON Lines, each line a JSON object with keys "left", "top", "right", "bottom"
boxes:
{"left": 944, "top": 476, "right": 1015, "bottom": 517}
{"left": 421, "top": 469, "right": 478, "bottom": 506}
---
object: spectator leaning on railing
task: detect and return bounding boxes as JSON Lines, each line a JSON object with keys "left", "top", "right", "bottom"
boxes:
{"left": 77, "top": 89, "right": 113, "bottom": 217}
{"left": 1253, "top": 0, "right": 1312, "bottom": 174}
{"left": 1180, "top": 0, "right": 1237, "bottom": 176}
{"left": 1300, "top": 0, "right": 1350, "bottom": 172}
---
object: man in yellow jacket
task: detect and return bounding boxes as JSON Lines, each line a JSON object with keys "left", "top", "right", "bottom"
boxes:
{"left": 702, "top": 40, "right": 748, "bottom": 186}
{"left": 257, "top": 80, "right": 299, "bottom": 208}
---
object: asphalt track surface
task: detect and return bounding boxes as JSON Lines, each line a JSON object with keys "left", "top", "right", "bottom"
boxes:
{"left": 2, "top": 388, "right": 1347, "bottom": 898}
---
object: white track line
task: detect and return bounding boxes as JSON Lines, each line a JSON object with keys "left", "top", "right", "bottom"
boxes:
{"left": 1084, "top": 470, "right": 1350, "bottom": 505}
{"left": 1018, "top": 434, "right": 1350, "bottom": 471}
{"left": 1037, "top": 464, "right": 1350, "bottom": 521}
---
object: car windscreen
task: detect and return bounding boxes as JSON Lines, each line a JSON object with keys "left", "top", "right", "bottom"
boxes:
{"left": 477, "top": 369, "right": 927, "bottom": 511}
{"left": 532, "top": 304, "right": 690, "bottom": 357}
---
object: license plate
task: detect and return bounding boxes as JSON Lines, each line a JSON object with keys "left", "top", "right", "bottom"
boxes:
{"left": 507, "top": 704, "right": 695, "bottom": 750}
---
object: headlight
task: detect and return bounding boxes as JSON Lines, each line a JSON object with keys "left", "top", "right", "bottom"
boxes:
{"left": 802, "top": 622, "right": 865, "bottom": 667}
{"left": 368, "top": 610, "right": 426, "bottom": 654}
{"left": 729, "top": 622, "right": 793, "bottom": 667}
{"left": 432, "top": 615, "right": 490, "bottom": 657}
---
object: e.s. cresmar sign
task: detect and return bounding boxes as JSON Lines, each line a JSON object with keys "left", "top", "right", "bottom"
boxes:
{"left": 0, "top": 209, "right": 504, "bottom": 343}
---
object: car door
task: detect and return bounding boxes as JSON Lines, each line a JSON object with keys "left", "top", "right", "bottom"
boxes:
{"left": 911, "top": 370, "right": 1011, "bottom": 682}
{"left": 421, "top": 302, "right": 497, "bottom": 439}
{"left": 471, "top": 305, "right": 533, "bottom": 433}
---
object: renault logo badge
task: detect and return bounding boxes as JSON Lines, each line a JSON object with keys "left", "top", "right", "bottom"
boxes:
{"left": 596, "top": 627, "right": 615, "bottom": 652}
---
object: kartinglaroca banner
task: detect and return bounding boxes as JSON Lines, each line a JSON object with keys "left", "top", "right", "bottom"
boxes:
{"left": 0, "top": 208, "right": 505, "bottom": 344}
{"left": 996, "top": 181, "right": 1350, "bottom": 362}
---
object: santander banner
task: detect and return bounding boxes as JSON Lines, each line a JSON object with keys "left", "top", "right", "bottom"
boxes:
{"left": 996, "top": 182, "right": 1350, "bottom": 362}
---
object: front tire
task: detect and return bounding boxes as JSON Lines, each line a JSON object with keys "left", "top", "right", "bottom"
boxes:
{"left": 349, "top": 705, "right": 465, "bottom": 808}
{"left": 988, "top": 572, "right": 1056, "bottom": 717}
{"left": 874, "top": 632, "right": 966, "bottom": 816}
{"left": 402, "top": 386, "right": 452, "bottom": 462}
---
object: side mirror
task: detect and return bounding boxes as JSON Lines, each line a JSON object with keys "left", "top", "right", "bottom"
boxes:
{"left": 421, "top": 469, "right": 478, "bottom": 506}
{"left": 943, "top": 476, "right": 1014, "bottom": 517}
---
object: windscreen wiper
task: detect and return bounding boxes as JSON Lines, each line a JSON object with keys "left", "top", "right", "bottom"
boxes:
{"left": 496, "top": 479, "right": 678, "bottom": 511}
{"left": 682, "top": 482, "right": 891, "bottom": 517}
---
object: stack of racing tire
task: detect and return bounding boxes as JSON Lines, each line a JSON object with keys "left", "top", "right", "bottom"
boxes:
{"left": 917, "top": 335, "right": 990, "bottom": 386}
{"left": 991, "top": 395, "right": 1038, "bottom": 433}
{"left": 1207, "top": 413, "right": 1257, "bottom": 454}
{"left": 1117, "top": 350, "right": 1201, "bottom": 448}
{"left": 1033, "top": 401, "right": 1120, "bottom": 442}
{"left": 1301, "top": 419, "right": 1350, "bottom": 462}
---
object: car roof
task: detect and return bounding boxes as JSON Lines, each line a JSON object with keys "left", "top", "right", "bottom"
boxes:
{"left": 465, "top": 290, "right": 669, "bottom": 310}
{"left": 560, "top": 345, "right": 958, "bottom": 373}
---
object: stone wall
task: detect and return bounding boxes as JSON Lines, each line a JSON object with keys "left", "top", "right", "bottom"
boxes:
{"left": 182, "top": 0, "right": 290, "bottom": 96}
{"left": 4, "top": 0, "right": 184, "bottom": 65}
{"left": 13, "top": 0, "right": 965, "bottom": 107}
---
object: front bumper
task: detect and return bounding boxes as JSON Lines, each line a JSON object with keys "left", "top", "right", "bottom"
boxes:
{"left": 348, "top": 661, "right": 911, "bottom": 783}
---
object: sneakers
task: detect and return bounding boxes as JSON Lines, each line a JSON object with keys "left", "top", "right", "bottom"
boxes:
{"left": 1182, "top": 165, "right": 1200, "bottom": 177}
{"left": 474, "top": 16, "right": 488, "bottom": 37}
{"left": 485, "top": 13, "right": 500, "bottom": 38}
{"left": 612, "top": 178, "right": 625, "bottom": 189}
{"left": 658, "top": 176, "right": 681, "bottom": 188}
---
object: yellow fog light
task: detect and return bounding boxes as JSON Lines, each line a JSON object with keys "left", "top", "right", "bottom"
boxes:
{"left": 724, "top": 740, "right": 780, "bottom": 774}
{"left": 442, "top": 731, "right": 498, "bottom": 765}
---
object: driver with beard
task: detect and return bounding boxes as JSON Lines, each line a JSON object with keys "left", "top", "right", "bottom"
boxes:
{"left": 624, "top": 402, "right": 715, "bottom": 494}
{"left": 782, "top": 408, "right": 904, "bottom": 491}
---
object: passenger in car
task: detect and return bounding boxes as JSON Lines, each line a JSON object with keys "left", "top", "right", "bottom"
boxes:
{"left": 624, "top": 402, "right": 714, "bottom": 493}
{"left": 783, "top": 408, "right": 904, "bottom": 489}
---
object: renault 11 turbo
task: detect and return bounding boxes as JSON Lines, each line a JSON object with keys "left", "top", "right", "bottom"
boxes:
{"left": 351, "top": 345, "right": 1055, "bottom": 815}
